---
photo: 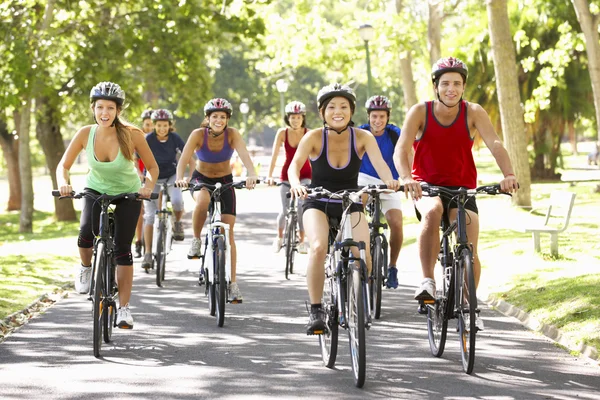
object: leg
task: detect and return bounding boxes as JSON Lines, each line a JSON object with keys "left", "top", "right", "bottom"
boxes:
{"left": 303, "top": 209, "right": 330, "bottom": 304}
{"left": 449, "top": 208, "right": 481, "bottom": 288}
{"left": 413, "top": 197, "right": 444, "bottom": 300}
{"left": 350, "top": 211, "right": 371, "bottom": 276}
{"left": 142, "top": 189, "right": 158, "bottom": 268}
{"left": 192, "top": 190, "right": 210, "bottom": 238}
{"left": 76, "top": 191, "right": 101, "bottom": 293}
{"left": 221, "top": 214, "right": 238, "bottom": 281}
{"left": 134, "top": 203, "right": 144, "bottom": 257}
{"left": 113, "top": 199, "right": 142, "bottom": 308}
{"left": 385, "top": 208, "right": 404, "bottom": 266}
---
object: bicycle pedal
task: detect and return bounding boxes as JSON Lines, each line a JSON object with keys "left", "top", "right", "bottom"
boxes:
{"left": 187, "top": 255, "right": 202, "bottom": 260}
{"left": 229, "top": 299, "right": 243, "bottom": 304}
{"left": 417, "top": 303, "right": 428, "bottom": 315}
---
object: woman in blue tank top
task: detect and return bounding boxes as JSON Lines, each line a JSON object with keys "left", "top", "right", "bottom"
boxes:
{"left": 288, "top": 83, "right": 400, "bottom": 335}
{"left": 175, "top": 98, "right": 258, "bottom": 302}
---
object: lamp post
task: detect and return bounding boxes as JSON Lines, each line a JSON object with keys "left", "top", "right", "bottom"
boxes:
{"left": 276, "top": 79, "right": 288, "bottom": 121}
{"left": 240, "top": 98, "right": 250, "bottom": 141}
{"left": 358, "top": 24, "right": 374, "bottom": 99}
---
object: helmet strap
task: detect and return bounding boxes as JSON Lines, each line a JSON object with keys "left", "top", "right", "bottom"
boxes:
{"left": 436, "top": 92, "right": 462, "bottom": 108}
{"left": 323, "top": 122, "right": 349, "bottom": 135}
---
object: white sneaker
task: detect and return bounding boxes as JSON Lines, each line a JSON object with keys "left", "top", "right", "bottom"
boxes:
{"left": 272, "top": 237, "right": 282, "bottom": 253}
{"left": 230, "top": 282, "right": 243, "bottom": 303}
{"left": 414, "top": 278, "right": 436, "bottom": 301}
{"left": 475, "top": 314, "right": 485, "bottom": 331}
{"left": 75, "top": 265, "right": 92, "bottom": 294}
{"left": 297, "top": 242, "right": 308, "bottom": 254}
{"left": 187, "top": 237, "right": 202, "bottom": 258}
{"left": 117, "top": 305, "right": 134, "bottom": 329}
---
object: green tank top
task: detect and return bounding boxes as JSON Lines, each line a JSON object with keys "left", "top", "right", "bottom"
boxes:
{"left": 85, "top": 125, "right": 141, "bottom": 195}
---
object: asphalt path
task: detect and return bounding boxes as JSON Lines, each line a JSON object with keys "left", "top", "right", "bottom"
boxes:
{"left": 0, "top": 187, "right": 598, "bottom": 399}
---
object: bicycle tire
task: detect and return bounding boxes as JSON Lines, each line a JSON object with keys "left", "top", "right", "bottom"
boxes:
{"left": 372, "top": 236, "right": 384, "bottom": 319}
{"left": 289, "top": 214, "right": 297, "bottom": 275}
{"left": 215, "top": 236, "right": 226, "bottom": 327}
{"left": 156, "top": 220, "right": 165, "bottom": 287}
{"left": 103, "top": 260, "right": 116, "bottom": 343}
{"left": 319, "top": 259, "right": 338, "bottom": 368}
{"left": 348, "top": 262, "right": 366, "bottom": 388}
{"left": 457, "top": 248, "right": 477, "bottom": 374}
{"left": 92, "top": 242, "right": 105, "bottom": 358}
{"left": 283, "top": 217, "right": 290, "bottom": 280}
{"left": 208, "top": 248, "right": 216, "bottom": 316}
{"left": 284, "top": 215, "right": 296, "bottom": 279}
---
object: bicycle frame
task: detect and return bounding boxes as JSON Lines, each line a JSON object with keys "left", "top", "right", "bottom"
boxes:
{"left": 202, "top": 184, "right": 232, "bottom": 289}
{"left": 153, "top": 181, "right": 174, "bottom": 256}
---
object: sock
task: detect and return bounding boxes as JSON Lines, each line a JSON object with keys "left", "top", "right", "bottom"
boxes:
{"left": 311, "top": 303, "right": 322, "bottom": 313}
{"left": 81, "top": 263, "right": 91, "bottom": 268}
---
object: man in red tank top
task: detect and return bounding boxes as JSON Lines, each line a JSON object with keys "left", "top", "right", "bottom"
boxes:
{"left": 393, "top": 57, "right": 519, "bottom": 330}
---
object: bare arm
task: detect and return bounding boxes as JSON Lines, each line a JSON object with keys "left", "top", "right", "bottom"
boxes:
{"left": 289, "top": 129, "right": 318, "bottom": 197}
{"left": 131, "top": 127, "right": 158, "bottom": 197}
{"left": 56, "top": 126, "right": 90, "bottom": 195}
{"left": 394, "top": 103, "right": 424, "bottom": 198}
{"left": 267, "top": 128, "right": 285, "bottom": 185}
{"left": 358, "top": 129, "right": 399, "bottom": 190}
{"left": 176, "top": 129, "right": 201, "bottom": 184}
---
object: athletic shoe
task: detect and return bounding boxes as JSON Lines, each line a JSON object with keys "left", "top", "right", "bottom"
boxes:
{"left": 173, "top": 221, "right": 184, "bottom": 241}
{"left": 187, "top": 237, "right": 202, "bottom": 258}
{"left": 414, "top": 278, "right": 436, "bottom": 301}
{"left": 306, "top": 309, "right": 327, "bottom": 335}
{"left": 141, "top": 253, "right": 152, "bottom": 270}
{"left": 230, "top": 282, "right": 243, "bottom": 303}
{"left": 272, "top": 237, "right": 282, "bottom": 253}
{"left": 386, "top": 265, "right": 399, "bottom": 289}
{"left": 116, "top": 305, "right": 134, "bottom": 329}
{"left": 134, "top": 240, "right": 142, "bottom": 258}
{"left": 475, "top": 313, "right": 485, "bottom": 331}
{"left": 75, "top": 264, "right": 92, "bottom": 294}
{"left": 297, "top": 242, "right": 308, "bottom": 254}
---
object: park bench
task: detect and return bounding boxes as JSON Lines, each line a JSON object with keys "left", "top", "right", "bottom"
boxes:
{"left": 523, "top": 191, "right": 576, "bottom": 257}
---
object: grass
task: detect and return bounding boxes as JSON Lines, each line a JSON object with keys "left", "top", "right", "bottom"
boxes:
{"left": 0, "top": 210, "right": 80, "bottom": 245}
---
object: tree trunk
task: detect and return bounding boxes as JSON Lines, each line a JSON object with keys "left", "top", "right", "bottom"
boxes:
{"left": 36, "top": 95, "right": 76, "bottom": 221}
{"left": 399, "top": 51, "right": 418, "bottom": 112}
{"left": 486, "top": 0, "right": 532, "bottom": 207}
{"left": 572, "top": 0, "right": 600, "bottom": 145}
{"left": 428, "top": 0, "right": 443, "bottom": 67}
{"left": 567, "top": 120, "right": 577, "bottom": 155}
{"left": 19, "top": 98, "right": 34, "bottom": 233}
{"left": 0, "top": 118, "right": 21, "bottom": 211}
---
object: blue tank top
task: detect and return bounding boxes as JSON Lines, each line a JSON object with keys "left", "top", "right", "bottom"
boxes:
{"left": 309, "top": 127, "right": 362, "bottom": 194}
{"left": 358, "top": 124, "right": 400, "bottom": 179}
{"left": 195, "top": 128, "right": 234, "bottom": 163}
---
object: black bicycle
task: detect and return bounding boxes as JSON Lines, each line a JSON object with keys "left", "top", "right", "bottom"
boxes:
{"left": 185, "top": 180, "right": 256, "bottom": 327}
{"left": 419, "top": 184, "right": 508, "bottom": 374}
{"left": 148, "top": 181, "right": 175, "bottom": 287}
{"left": 364, "top": 186, "right": 394, "bottom": 320}
{"left": 281, "top": 183, "right": 300, "bottom": 280}
{"left": 52, "top": 190, "right": 156, "bottom": 358}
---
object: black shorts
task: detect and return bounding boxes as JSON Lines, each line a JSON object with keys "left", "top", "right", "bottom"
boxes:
{"left": 415, "top": 185, "right": 479, "bottom": 222}
{"left": 303, "top": 199, "right": 364, "bottom": 220}
{"left": 190, "top": 171, "right": 237, "bottom": 216}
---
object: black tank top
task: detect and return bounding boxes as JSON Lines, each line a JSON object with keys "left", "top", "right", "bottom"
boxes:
{"left": 309, "top": 127, "right": 362, "bottom": 193}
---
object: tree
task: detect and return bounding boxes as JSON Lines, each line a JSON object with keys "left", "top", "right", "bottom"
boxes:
{"left": 486, "top": 0, "right": 531, "bottom": 207}
{"left": 0, "top": 118, "right": 20, "bottom": 210}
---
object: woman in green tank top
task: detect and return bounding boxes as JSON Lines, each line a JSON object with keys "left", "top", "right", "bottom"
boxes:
{"left": 56, "top": 82, "right": 159, "bottom": 330}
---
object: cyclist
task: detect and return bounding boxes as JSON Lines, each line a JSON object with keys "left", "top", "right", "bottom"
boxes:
{"left": 175, "top": 98, "right": 258, "bottom": 302}
{"left": 289, "top": 83, "right": 399, "bottom": 334}
{"left": 141, "top": 109, "right": 194, "bottom": 270}
{"left": 133, "top": 108, "right": 153, "bottom": 258}
{"left": 394, "top": 57, "right": 519, "bottom": 330}
{"left": 56, "top": 81, "right": 159, "bottom": 329}
{"left": 358, "top": 95, "right": 405, "bottom": 289}
{"left": 266, "top": 100, "right": 312, "bottom": 254}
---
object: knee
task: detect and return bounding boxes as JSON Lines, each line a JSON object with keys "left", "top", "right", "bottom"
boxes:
{"left": 309, "top": 240, "right": 328, "bottom": 258}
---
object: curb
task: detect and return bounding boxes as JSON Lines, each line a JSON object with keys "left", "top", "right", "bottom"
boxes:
{"left": 482, "top": 294, "right": 599, "bottom": 363}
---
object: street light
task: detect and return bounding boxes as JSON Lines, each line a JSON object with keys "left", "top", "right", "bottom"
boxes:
{"left": 240, "top": 98, "right": 249, "bottom": 140}
{"left": 358, "top": 24, "right": 374, "bottom": 99}
{"left": 276, "top": 79, "right": 288, "bottom": 121}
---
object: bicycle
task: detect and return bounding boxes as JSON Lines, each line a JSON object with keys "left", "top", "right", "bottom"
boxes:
{"left": 364, "top": 186, "right": 394, "bottom": 320}
{"left": 280, "top": 182, "right": 300, "bottom": 280}
{"left": 146, "top": 181, "right": 175, "bottom": 287}
{"left": 185, "top": 180, "right": 256, "bottom": 327}
{"left": 52, "top": 190, "right": 156, "bottom": 358}
{"left": 306, "top": 185, "right": 391, "bottom": 388}
{"left": 418, "top": 183, "right": 508, "bottom": 374}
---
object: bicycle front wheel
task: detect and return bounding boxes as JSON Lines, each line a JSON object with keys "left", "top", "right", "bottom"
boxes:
{"left": 319, "top": 261, "right": 338, "bottom": 368}
{"left": 156, "top": 220, "right": 166, "bottom": 287}
{"left": 92, "top": 242, "right": 105, "bottom": 358}
{"left": 284, "top": 215, "right": 296, "bottom": 279}
{"left": 348, "top": 262, "right": 366, "bottom": 388}
{"left": 371, "top": 236, "right": 384, "bottom": 319}
{"left": 103, "top": 259, "right": 116, "bottom": 343}
{"left": 215, "top": 236, "right": 226, "bottom": 327}
{"left": 457, "top": 248, "right": 477, "bottom": 374}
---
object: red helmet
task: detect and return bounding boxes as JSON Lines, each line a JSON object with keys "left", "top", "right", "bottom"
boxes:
{"left": 431, "top": 57, "right": 468, "bottom": 84}
{"left": 365, "top": 95, "right": 392, "bottom": 112}
{"left": 151, "top": 109, "right": 173, "bottom": 122}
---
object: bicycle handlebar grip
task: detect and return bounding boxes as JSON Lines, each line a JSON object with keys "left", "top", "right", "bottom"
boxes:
{"left": 52, "top": 190, "right": 75, "bottom": 197}
{"left": 150, "top": 193, "right": 159, "bottom": 200}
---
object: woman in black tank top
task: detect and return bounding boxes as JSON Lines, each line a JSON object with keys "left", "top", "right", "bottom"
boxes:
{"left": 287, "top": 83, "right": 400, "bottom": 334}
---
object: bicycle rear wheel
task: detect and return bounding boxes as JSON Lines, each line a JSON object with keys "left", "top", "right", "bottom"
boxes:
{"left": 284, "top": 215, "right": 296, "bottom": 279}
{"left": 427, "top": 298, "right": 448, "bottom": 357}
{"left": 214, "top": 236, "right": 226, "bottom": 327}
{"left": 371, "top": 236, "right": 384, "bottom": 319}
{"left": 156, "top": 220, "right": 166, "bottom": 287}
{"left": 319, "top": 260, "right": 338, "bottom": 368}
{"left": 457, "top": 248, "right": 477, "bottom": 374}
{"left": 92, "top": 242, "right": 105, "bottom": 358}
{"left": 348, "top": 262, "right": 366, "bottom": 388}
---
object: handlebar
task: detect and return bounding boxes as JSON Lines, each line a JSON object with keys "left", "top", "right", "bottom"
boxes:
{"left": 52, "top": 190, "right": 159, "bottom": 201}
{"left": 182, "top": 179, "right": 261, "bottom": 193}
{"left": 420, "top": 183, "right": 511, "bottom": 197}
{"left": 288, "top": 184, "right": 402, "bottom": 200}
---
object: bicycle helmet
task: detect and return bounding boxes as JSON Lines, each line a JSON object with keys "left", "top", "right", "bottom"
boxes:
{"left": 141, "top": 109, "right": 154, "bottom": 120}
{"left": 204, "top": 98, "right": 233, "bottom": 117}
{"left": 316, "top": 83, "right": 356, "bottom": 110}
{"left": 285, "top": 101, "right": 306, "bottom": 115}
{"left": 151, "top": 109, "right": 174, "bottom": 122}
{"left": 365, "top": 95, "right": 392, "bottom": 112}
{"left": 90, "top": 81, "right": 126, "bottom": 106}
{"left": 431, "top": 57, "right": 468, "bottom": 85}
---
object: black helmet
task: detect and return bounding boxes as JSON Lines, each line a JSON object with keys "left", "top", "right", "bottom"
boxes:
{"left": 90, "top": 81, "right": 126, "bottom": 106}
{"left": 316, "top": 83, "right": 356, "bottom": 110}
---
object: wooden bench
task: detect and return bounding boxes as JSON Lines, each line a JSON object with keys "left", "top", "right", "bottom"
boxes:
{"left": 523, "top": 191, "right": 576, "bottom": 257}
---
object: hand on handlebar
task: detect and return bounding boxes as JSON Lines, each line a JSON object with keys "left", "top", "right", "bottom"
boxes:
{"left": 401, "top": 177, "right": 423, "bottom": 200}
{"left": 290, "top": 184, "right": 307, "bottom": 199}
{"left": 245, "top": 176, "right": 257, "bottom": 189}
{"left": 384, "top": 179, "right": 400, "bottom": 192}
{"left": 138, "top": 186, "right": 154, "bottom": 199}
{"left": 58, "top": 184, "right": 73, "bottom": 197}
{"left": 500, "top": 175, "right": 519, "bottom": 193}
{"left": 175, "top": 177, "right": 190, "bottom": 188}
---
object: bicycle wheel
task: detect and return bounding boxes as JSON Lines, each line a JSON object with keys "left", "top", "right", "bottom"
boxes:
{"left": 156, "top": 220, "right": 165, "bottom": 287}
{"left": 319, "top": 260, "right": 338, "bottom": 368}
{"left": 348, "top": 262, "right": 366, "bottom": 388}
{"left": 371, "top": 236, "right": 384, "bottom": 319}
{"left": 457, "top": 248, "right": 477, "bottom": 374}
{"left": 289, "top": 214, "right": 297, "bottom": 275}
{"left": 103, "top": 259, "right": 116, "bottom": 343}
{"left": 214, "top": 236, "right": 226, "bottom": 327}
{"left": 92, "top": 242, "right": 105, "bottom": 358}
{"left": 284, "top": 215, "right": 296, "bottom": 279}
{"left": 427, "top": 297, "right": 448, "bottom": 357}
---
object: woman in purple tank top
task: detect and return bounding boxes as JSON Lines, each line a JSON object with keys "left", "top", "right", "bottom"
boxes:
{"left": 175, "top": 98, "right": 258, "bottom": 302}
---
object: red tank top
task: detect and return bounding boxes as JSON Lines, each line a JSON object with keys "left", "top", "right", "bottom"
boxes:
{"left": 412, "top": 100, "right": 477, "bottom": 188}
{"left": 281, "top": 128, "right": 312, "bottom": 182}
